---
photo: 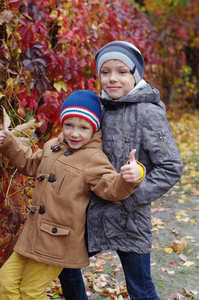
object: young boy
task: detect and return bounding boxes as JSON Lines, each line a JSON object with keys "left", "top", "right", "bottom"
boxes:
{"left": 0, "top": 89, "right": 145, "bottom": 300}
{"left": 59, "top": 42, "right": 183, "bottom": 299}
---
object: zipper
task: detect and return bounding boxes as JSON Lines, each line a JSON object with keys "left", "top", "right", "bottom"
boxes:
{"left": 122, "top": 105, "right": 126, "bottom": 165}
{"left": 156, "top": 132, "right": 168, "bottom": 155}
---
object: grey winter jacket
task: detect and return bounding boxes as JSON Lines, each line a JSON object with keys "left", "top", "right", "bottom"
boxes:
{"left": 87, "top": 81, "right": 183, "bottom": 254}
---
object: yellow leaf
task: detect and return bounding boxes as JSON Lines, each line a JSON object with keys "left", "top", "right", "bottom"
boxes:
{"left": 49, "top": 10, "right": 58, "bottom": 19}
{"left": 183, "top": 261, "right": 195, "bottom": 267}
{"left": 0, "top": 93, "right": 5, "bottom": 99}
{"left": 6, "top": 78, "right": 15, "bottom": 88}
{"left": 190, "top": 171, "right": 199, "bottom": 177}
{"left": 168, "top": 270, "right": 175, "bottom": 275}
{"left": 83, "top": 272, "right": 94, "bottom": 278}
{"left": 181, "top": 178, "right": 192, "bottom": 184}
{"left": 191, "top": 291, "right": 198, "bottom": 295}
{"left": 164, "top": 247, "right": 173, "bottom": 254}
{"left": 54, "top": 81, "right": 67, "bottom": 93}
{"left": 176, "top": 215, "right": 181, "bottom": 219}
{"left": 92, "top": 282, "right": 103, "bottom": 293}
{"left": 173, "top": 237, "right": 187, "bottom": 253}
{"left": 12, "top": 119, "right": 42, "bottom": 136}
{"left": 151, "top": 216, "right": 165, "bottom": 226}
{"left": 190, "top": 219, "right": 195, "bottom": 223}
{"left": 179, "top": 217, "right": 189, "bottom": 222}
{"left": 182, "top": 287, "right": 198, "bottom": 296}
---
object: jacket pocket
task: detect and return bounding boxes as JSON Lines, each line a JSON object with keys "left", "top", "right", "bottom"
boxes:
{"left": 104, "top": 205, "right": 139, "bottom": 239}
{"left": 35, "top": 222, "right": 71, "bottom": 259}
{"left": 55, "top": 168, "right": 70, "bottom": 196}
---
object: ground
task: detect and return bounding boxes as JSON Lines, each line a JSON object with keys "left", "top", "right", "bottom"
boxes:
{"left": 48, "top": 193, "right": 199, "bottom": 300}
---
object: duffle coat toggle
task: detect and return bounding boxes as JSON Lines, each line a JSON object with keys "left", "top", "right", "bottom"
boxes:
{"left": 51, "top": 145, "right": 61, "bottom": 152}
{"left": 37, "top": 173, "right": 56, "bottom": 183}
{"left": 26, "top": 205, "right": 46, "bottom": 215}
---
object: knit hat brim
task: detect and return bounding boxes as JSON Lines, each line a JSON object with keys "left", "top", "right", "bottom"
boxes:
{"left": 60, "top": 106, "right": 101, "bottom": 133}
{"left": 95, "top": 41, "right": 144, "bottom": 84}
{"left": 60, "top": 90, "right": 101, "bottom": 133}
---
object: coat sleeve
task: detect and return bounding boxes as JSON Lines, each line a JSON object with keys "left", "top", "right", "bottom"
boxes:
{"left": 123, "top": 103, "right": 183, "bottom": 212}
{"left": 84, "top": 151, "right": 145, "bottom": 202}
{"left": 0, "top": 132, "right": 43, "bottom": 177}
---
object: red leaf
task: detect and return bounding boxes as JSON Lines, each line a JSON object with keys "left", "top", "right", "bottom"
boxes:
{"left": 9, "top": 0, "right": 21, "bottom": 10}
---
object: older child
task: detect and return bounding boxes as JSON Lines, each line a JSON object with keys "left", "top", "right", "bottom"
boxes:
{"left": 59, "top": 42, "right": 183, "bottom": 299}
{"left": 0, "top": 89, "right": 145, "bottom": 300}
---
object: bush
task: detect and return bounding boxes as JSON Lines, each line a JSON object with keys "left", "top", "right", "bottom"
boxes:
{"left": 0, "top": 0, "right": 158, "bottom": 266}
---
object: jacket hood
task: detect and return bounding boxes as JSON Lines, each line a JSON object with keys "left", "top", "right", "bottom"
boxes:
{"left": 99, "top": 80, "right": 162, "bottom": 108}
{"left": 57, "top": 130, "right": 102, "bottom": 151}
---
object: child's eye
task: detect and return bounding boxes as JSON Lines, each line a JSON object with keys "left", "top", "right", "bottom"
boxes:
{"left": 82, "top": 126, "right": 88, "bottom": 130}
{"left": 119, "top": 70, "right": 128, "bottom": 74}
{"left": 101, "top": 70, "right": 109, "bottom": 75}
{"left": 65, "top": 123, "right": 71, "bottom": 128}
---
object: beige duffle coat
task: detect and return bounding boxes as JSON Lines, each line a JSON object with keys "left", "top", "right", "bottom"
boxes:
{"left": 0, "top": 131, "right": 144, "bottom": 268}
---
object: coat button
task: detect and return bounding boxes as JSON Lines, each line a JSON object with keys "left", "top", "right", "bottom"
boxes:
{"left": 39, "top": 205, "right": 46, "bottom": 215}
{"left": 52, "top": 227, "right": 57, "bottom": 234}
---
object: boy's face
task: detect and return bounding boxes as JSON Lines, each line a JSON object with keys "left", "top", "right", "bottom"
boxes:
{"left": 62, "top": 117, "right": 94, "bottom": 150}
{"left": 100, "top": 60, "right": 136, "bottom": 99}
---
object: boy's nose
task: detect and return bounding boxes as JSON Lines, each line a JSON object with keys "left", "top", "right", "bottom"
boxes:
{"left": 109, "top": 72, "right": 117, "bottom": 81}
{"left": 71, "top": 129, "right": 79, "bottom": 137}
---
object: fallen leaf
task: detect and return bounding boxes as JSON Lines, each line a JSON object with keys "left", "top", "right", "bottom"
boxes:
{"left": 161, "top": 267, "right": 169, "bottom": 272}
{"left": 173, "top": 238, "right": 187, "bottom": 253}
{"left": 188, "top": 205, "right": 199, "bottom": 211}
{"left": 169, "top": 261, "right": 182, "bottom": 268}
{"left": 171, "top": 292, "right": 185, "bottom": 299}
{"left": 92, "top": 282, "right": 103, "bottom": 292}
{"left": 96, "top": 258, "right": 106, "bottom": 266}
{"left": 191, "top": 190, "right": 199, "bottom": 196}
{"left": 179, "top": 253, "right": 187, "bottom": 262}
{"left": 151, "top": 216, "right": 165, "bottom": 226}
{"left": 175, "top": 210, "right": 188, "bottom": 216}
{"left": 183, "top": 261, "right": 195, "bottom": 267}
{"left": 164, "top": 247, "right": 173, "bottom": 254}
{"left": 182, "top": 287, "right": 198, "bottom": 296}
{"left": 170, "top": 228, "right": 180, "bottom": 235}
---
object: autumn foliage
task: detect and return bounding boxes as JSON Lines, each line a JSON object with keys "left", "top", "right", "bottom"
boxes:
{"left": 143, "top": 0, "right": 199, "bottom": 107}
{"left": 0, "top": 0, "right": 198, "bottom": 266}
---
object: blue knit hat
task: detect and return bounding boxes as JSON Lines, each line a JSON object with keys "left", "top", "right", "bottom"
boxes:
{"left": 95, "top": 41, "right": 144, "bottom": 84}
{"left": 60, "top": 90, "right": 101, "bottom": 133}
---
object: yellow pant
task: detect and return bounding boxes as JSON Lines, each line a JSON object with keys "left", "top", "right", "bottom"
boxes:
{"left": 0, "top": 251, "right": 62, "bottom": 300}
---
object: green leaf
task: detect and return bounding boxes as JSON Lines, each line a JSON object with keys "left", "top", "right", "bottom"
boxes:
{"left": 53, "top": 81, "right": 67, "bottom": 93}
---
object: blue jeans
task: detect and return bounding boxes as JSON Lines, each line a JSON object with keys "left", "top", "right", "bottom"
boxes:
{"left": 59, "top": 268, "right": 88, "bottom": 300}
{"left": 59, "top": 251, "right": 159, "bottom": 300}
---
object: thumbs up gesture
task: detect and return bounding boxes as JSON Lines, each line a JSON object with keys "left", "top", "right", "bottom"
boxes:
{"left": 0, "top": 120, "right": 9, "bottom": 144}
{"left": 121, "top": 149, "right": 142, "bottom": 182}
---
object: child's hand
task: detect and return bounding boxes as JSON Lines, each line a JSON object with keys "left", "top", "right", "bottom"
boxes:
{"left": 0, "top": 121, "right": 9, "bottom": 144}
{"left": 121, "top": 149, "right": 141, "bottom": 183}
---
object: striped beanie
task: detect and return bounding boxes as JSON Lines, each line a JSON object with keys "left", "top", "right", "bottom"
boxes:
{"left": 95, "top": 41, "right": 144, "bottom": 84}
{"left": 60, "top": 90, "right": 101, "bottom": 133}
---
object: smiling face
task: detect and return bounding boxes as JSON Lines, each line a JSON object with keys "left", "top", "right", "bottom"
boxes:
{"left": 100, "top": 59, "right": 136, "bottom": 99}
{"left": 62, "top": 117, "right": 94, "bottom": 150}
